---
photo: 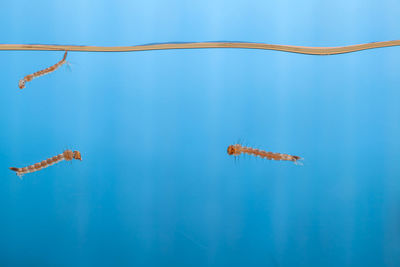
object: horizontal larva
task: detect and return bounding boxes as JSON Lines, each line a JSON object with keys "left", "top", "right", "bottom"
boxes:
{"left": 18, "top": 51, "right": 68, "bottom": 89}
{"left": 227, "top": 144, "right": 302, "bottom": 163}
{"left": 9, "top": 149, "right": 81, "bottom": 178}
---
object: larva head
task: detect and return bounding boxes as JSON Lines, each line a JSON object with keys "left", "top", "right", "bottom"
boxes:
{"left": 227, "top": 144, "right": 242, "bottom": 156}
{"left": 73, "top": 151, "right": 82, "bottom": 160}
{"left": 18, "top": 79, "right": 26, "bottom": 89}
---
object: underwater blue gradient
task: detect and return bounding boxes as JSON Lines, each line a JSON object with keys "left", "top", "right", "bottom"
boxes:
{"left": 1, "top": 0, "right": 400, "bottom": 266}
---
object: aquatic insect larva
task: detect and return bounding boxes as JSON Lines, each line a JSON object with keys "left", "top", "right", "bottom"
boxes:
{"left": 227, "top": 144, "right": 301, "bottom": 163}
{"left": 9, "top": 149, "right": 81, "bottom": 178}
{"left": 18, "top": 51, "right": 68, "bottom": 89}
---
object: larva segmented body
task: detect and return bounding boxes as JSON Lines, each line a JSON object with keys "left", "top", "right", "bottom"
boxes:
{"left": 18, "top": 51, "right": 68, "bottom": 89}
{"left": 227, "top": 144, "right": 301, "bottom": 163}
{"left": 9, "top": 149, "right": 81, "bottom": 178}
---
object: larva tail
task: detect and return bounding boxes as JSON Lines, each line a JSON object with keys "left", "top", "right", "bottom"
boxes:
{"left": 9, "top": 167, "right": 23, "bottom": 179}
{"left": 292, "top": 156, "right": 304, "bottom": 165}
{"left": 65, "top": 61, "right": 73, "bottom": 72}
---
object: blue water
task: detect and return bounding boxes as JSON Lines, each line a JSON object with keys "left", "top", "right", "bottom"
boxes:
{"left": 1, "top": 1, "right": 400, "bottom": 266}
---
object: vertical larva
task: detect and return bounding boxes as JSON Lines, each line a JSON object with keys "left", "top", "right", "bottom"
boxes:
{"left": 9, "top": 149, "right": 82, "bottom": 178}
{"left": 227, "top": 144, "right": 302, "bottom": 163}
{"left": 18, "top": 51, "right": 68, "bottom": 89}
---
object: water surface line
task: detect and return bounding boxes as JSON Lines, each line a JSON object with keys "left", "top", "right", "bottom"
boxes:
{"left": 0, "top": 40, "right": 399, "bottom": 55}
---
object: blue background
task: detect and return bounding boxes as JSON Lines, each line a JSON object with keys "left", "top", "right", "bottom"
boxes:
{"left": 1, "top": 0, "right": 400, "bottom": 266}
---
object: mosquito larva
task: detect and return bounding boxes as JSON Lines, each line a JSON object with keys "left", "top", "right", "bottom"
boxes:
{"left": 18, "top": 51, "right": 68, "bottom": 89}
{"left": 227, "top": 144, "right": 302, "bottom": 163}
{"left": 9, "top": 149, "right": 81, "bottom": 178}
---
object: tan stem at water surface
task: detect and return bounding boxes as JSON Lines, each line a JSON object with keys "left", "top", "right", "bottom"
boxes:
{"left": 0, "top": 40, "right": 399, "bottom": 55}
